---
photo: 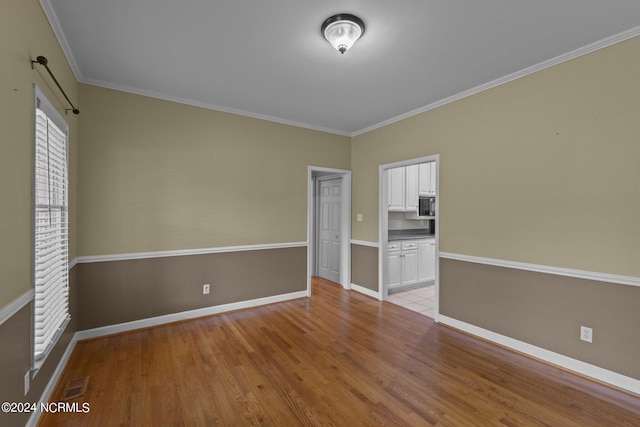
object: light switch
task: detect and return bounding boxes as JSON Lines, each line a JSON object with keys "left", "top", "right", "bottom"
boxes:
{"left": 356, "top": 214, "right": 363, "bottom": 222}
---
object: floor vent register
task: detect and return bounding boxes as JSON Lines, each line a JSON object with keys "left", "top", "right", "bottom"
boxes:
{"left": 62, "top": 377, "right": 89, "bottom": 401}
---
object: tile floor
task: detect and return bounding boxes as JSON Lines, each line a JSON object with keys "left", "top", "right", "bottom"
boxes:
{"left": 387, "top": 285, "right": 435, "bottom": 318}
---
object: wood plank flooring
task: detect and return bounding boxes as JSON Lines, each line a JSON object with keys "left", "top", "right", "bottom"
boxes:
{"left": 40, "top": 277, "right": 640, "bottom": 426}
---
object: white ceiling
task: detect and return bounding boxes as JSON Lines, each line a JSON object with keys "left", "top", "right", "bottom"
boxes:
{"left": 42, "top": 0, "right": 640, "bottom": 136}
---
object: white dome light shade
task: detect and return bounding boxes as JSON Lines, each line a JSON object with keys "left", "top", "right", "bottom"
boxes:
{"left": 321, "top": 14, "right": 365, "bottom": 54}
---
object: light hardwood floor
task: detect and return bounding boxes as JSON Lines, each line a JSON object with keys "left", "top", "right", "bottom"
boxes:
{"left": 40, "top": 277, "right": 640, "bottom": 426}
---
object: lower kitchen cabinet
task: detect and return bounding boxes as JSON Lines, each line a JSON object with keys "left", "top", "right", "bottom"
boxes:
{"left": 386, "top": 238, "right": 435, "bottom": 292}
{"left": 418, "top": 238, "right": 436, "bottom": 282}
{"left": 401, "top": 242, "right": 419, "bottom": 286}
{"left": 386, "top": 246, "right": 401, "bottom": 288}
{"left": 386, "top": 240, "right": 419, "bottom": 291}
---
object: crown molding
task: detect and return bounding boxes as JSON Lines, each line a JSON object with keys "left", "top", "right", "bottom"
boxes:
{"left": 352, "top": 25, "right": 640, "bottom": 137}
{"left": 39, "top": 0, "right": 640, "bottom": 138}
{"left": 39, "top": 0, "right": 82, "bottom": 81}
{"left": 79, "top": 76, "right": 352, "bottom": 136}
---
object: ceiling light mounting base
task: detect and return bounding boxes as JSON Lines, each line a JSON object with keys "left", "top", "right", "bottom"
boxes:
{"left": 321, "top": 13, "right": 365, "bottom": 54}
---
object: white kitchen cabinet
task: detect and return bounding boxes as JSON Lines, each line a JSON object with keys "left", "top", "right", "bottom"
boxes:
{"left": 418, "top": 238, "right": 436, "bottom": 282}
{"left": 429, "top": 162, "right": 436, "bottom": 196}
{"left": 404, "top": 164, "right": 419, "bottom": 212}
{"left": 385, "top": 240, "right": 419, "bottom": 290}
{"left": 388, "top": 167, "right": 405, "bottom": 211}
{"left": 389, "top": 165, "right": 420, "bottom": 212}
{"left": 385, "top": 242, "right": 402, "bottom": 288}
{"left": 418, "top": 162, "right": 436, "bottom": 197}
{"left": 401, "top": 240, "right": 419, "bottom": 286}
{"left": 387, "top": 238, "right": 436, "bottom": 292}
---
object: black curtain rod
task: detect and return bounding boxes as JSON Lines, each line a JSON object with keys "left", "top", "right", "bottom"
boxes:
{"left": 31, "top": 55, "right": 79, "bottom": 115}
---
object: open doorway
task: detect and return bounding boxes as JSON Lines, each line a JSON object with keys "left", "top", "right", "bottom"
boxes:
{"left": 307, "top": 167, "right": 352, "bottom": 297}
{"left": 379, "top": 155, "right": 439, "bottom": 321}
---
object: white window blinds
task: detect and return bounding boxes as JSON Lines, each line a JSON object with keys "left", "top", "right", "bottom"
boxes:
{"left": 34, "top": 86, "right": 70, "bottom": 362}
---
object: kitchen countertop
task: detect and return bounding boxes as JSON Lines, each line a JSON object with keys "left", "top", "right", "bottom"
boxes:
{"left": 388, "top": 229, "right": 435, "bottom": 241}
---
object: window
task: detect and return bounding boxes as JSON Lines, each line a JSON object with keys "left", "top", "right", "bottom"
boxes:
{"left": 33, "top": 86, "right": 70, "bottom": 365}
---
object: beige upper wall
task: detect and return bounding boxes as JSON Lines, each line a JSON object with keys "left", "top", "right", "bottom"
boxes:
{"left": 352, "top": 36, "right": 640, "bottom": 277}
{"left": 77, "top": 84, "right": 350, "bottom": 256}
{"left": 2, "top": 0, "right": 637, "bottom": 308}
{"left": 0, "top": 0, "right": 78, "bottom": 307}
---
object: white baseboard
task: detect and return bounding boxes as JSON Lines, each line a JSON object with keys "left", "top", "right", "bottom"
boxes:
{"left": 75, "top": 290, "right": 307, "bottom": 341}
{"left": 351, "top": 283, "right": 380, "bottom": 300}
{"left": 26, "top": 332, "right": 80, "bottom": 427}
{"left": 29, "top": 290, "right": 307, "bottom": 426}
{"left": 439, "top": 315, "right": 640, "bottom": 396}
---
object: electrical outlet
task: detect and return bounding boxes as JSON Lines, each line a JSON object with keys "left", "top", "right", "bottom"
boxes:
{"left": 24, "top": 371, "right": 30, "bottom": 395}
{"left": 203, "top": 284, "right": 210, "bottom": 295}
{"left": 580, "top": 326, "right": 593, "bottom": 343}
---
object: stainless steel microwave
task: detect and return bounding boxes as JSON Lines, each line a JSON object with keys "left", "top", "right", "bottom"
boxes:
{"left": 418, "top": 197, "right": 436, "bottom": 217}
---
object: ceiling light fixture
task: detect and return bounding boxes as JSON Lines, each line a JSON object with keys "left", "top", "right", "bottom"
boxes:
{"left": 321, "top": 14, "right": 365, "bottom": 54}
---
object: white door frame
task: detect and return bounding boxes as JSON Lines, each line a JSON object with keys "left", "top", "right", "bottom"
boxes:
{"left": 378, "top": 155, "right": 440, "bottom": 321}
{"left": 308, "top": 166, "right": 352, "bottom": 297}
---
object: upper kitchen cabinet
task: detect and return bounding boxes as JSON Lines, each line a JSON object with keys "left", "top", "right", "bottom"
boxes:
{"left": 389, "top": 162, "right": 436, "bottom": 212}
{"left": 388, "top": 167, "right": 405, "bottom": 211}
{"left": 405, "top": 165, "right": 419, "bottom": 212}
{"left": 389, "top": 165, "right": 419, "bottom": 212}
{"left": 419, "top": 162, "right": 436, "bottom": 197}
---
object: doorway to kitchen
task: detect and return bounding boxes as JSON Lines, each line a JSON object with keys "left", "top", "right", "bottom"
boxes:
{"left": 307, "top": 167, "right": 352, "bottom": 297}
{"left": 379, "top": 155, "right": 439, "bottom": 320}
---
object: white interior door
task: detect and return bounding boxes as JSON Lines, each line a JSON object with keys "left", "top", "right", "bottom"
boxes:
{"left": 318, "top": 178, "right": 341, "bottom": 283}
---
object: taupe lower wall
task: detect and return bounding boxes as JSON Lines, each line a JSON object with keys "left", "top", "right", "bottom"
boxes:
{"left": 1, "top": 2, "right": 79, "bottom": 422}
{"left": 351, "top": 244, "right": 378, "bottom": 291}
{"left": 0, "top": 305, "right": 31, "bottom": 427}
{"left": 76, "top": 246, "right": 307, "bottom": 330}
{"left": 440, "top": 257, "right": 640, "bottom": 380}
{"left": 0, "top": 267, "right": 77, "bottom": 427}
{"left": 349, "top": 36, "right": 640, "bottom": 387}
